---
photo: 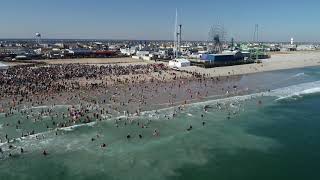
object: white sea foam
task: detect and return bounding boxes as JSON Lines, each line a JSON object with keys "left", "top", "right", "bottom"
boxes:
{"left": 30, "top": 105, "right": 51, "bottom": 109}
{"left": 292, "top": 72, "right": 306, "bottom": 78}
{"left": 59, "top": 121, "right": 97, "bottom": 131}
{"left": 271, "top": 81, "right": 320, "bottom": 101}
{"left": 143, "top": 80, "right": 320, "bottom": 117}
{"left": 22, "top": 104, "right": 73, "bottom": 111}
{"left": 276, "top": 87, "right": 320, "bottom": 101}
{"left": 301, "top": 87, "right": 320, "bottom": 94}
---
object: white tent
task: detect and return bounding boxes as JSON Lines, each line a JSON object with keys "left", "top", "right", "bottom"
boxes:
{"left": 169, "top": 58, "right": 190, "bottom": 68}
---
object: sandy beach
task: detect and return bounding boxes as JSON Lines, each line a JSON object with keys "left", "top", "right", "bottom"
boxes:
{"left": 181, "top": 51, "right": 320, "bottom": 77}
{"left": 3, "top": 51, "right": 320, "bottom": 77}
{"left": 1, "top": 50, "right": 319, "bottom": 114}
{"left": 0, "top": 63, "right": 243, "bottom": 113}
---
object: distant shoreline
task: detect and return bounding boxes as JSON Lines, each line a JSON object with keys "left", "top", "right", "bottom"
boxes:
{"left": 2, "top": 51, "right": 320, "bottom": 78}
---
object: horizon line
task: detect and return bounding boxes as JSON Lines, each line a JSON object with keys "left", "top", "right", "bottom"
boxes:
{"left": 0, "top": 38, "right": 319, "bottom": 44}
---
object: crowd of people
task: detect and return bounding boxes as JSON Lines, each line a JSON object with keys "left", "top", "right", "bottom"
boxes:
{"left": 0, "top": 63, "right": 169, "bottom": 96}
{"left": 0, "top": 62, "right": 247, "bottom": 159}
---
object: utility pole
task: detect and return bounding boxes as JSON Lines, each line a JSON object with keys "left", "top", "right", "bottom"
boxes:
{"left": 253, "top": 24, "right": 259, "bottom": 43}
{"left": 173, "top": 9, "right": 183, "bottom": 59}
{"left": 231, "top": 37, "right": 234, "bottom": 50}
{"left": 179, "top": 24, "right": 182, "bottom": 52}
{"left": 174, "top": 9, "right": 178, "bottom": 58}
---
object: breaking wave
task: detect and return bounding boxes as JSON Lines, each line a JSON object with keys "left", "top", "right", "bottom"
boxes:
{"left": 271, "top": 81, "right": 320, "bottom": 101}
{"left": 292, "top": 72, "right": 306, "bottom": 78}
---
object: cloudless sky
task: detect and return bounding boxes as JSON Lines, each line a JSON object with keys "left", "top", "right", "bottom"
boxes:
{"left": 0, "top": 0, "right": 319, "bottom": 42}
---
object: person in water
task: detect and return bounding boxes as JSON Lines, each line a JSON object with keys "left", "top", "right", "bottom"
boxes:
{"left": 153, "top": 129, "right": 160, "bottom": 136}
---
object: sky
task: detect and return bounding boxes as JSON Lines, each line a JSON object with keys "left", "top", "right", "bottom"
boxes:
{"left": 0, "top": 0, "right": 319, "bottom": 42}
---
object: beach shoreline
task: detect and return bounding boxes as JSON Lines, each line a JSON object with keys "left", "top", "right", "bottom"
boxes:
{"left": 0, "top": 51, "right": 320, "bottom": 146}
{"left": 1, "top": 50, "right": 320, "bottom": 114}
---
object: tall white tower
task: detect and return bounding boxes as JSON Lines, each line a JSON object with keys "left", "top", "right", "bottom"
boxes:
{"left": 35, "top": 32, "right": 41, "bottom": 44}
{"left": 174, "top": 9, "right": 178, "bottom": 58}
{"left": 173, "top": 9, "right": 182, "bottom": 59}
{"left": 291, "top": 38, "right": 294, "bottom": 45}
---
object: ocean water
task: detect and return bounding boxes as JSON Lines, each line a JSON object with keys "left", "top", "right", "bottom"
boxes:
{"left": 1, "top": 66, "right": 320, "bottom": 180}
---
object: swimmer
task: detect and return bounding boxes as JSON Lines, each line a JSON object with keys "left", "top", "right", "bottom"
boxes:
{"left": 43, "top": 150, "right": 48, "bottom": 156}
{"left": 153, "top": 129, "right": 160, "bottom": 136}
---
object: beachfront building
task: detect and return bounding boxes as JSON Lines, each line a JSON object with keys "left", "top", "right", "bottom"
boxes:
{"left": 120, "top": 47, "right": 138, "bottom": 56}
{"left": 297, "top": 45, "right": 316, "bottom": 51}
{"left": 169, "top": 58, "right": 191, "bottom": 68}
{"left": 280, "top": 44, "right": 297, "bottom": 51}
{"left": 187, "top": 51, "right": 252, "bottom": 68}
{"left": 202, "top": 51, "right": 244, "bottom": 64}
{"left": 65, "top": 49, "right": 93, "bottom": 58}
{"left": 133, "top": 51, "right": 156, "bottom": 61}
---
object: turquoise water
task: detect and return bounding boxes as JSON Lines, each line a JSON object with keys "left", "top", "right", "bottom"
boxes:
{"left": 172, "top": 94, "right": 320, "bottom": 180}
{"left": 1, "top": 66, "right": 320, "bottom": 180}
